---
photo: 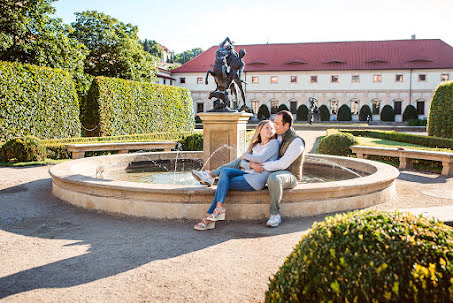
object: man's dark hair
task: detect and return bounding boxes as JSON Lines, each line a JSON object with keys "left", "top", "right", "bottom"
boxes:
{"left": 277, "top": 110, "right": 294, "bottom": 127}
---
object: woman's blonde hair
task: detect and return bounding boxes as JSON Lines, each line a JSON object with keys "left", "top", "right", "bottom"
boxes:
{"left": 246, "top": 120, "right": 275, "bottom": 154}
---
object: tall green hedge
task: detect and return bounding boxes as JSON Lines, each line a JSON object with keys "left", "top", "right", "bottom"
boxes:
{"left": 337, "top": 104, "right": 352, "bottom": 121}
{"left": 319, "top": 105, "right": 330, "bottom": 121}
{"left": 359, "top": 105, "right": 372, "bottom": 121}
{"left": 81, "top": 76, "right": 194, "bottom": 137}
{"left": 403, "top": 105, "right": 418, "bottom": 121}
{"left": 380, "top": 105, "right": 395, "bottom": 121}
{"left": 0, "top": 61, "right": 81, "bottom": 140}
{"left": 428, "top": 81, "right": 453, "bottom": 138}
{"left": 296, "top": 104, "right": 308, "bottom": 121}
{"left": 258, "top": 104, "right": 270, "bottom": 120}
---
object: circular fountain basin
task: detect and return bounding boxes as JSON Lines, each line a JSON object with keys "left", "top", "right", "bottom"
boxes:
{"left": 49, "top": 151, "right": 399, "bottom": 220}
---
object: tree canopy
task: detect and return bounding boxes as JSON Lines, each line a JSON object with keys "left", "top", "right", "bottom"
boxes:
{"left": 174, "top": 48, "right": 203, "bottom": 64}
{"left": 70, "top": 11, "right": 157, "bottom": 82}
{"left": 141, "top": 39, "right": 163, "bottom": 59}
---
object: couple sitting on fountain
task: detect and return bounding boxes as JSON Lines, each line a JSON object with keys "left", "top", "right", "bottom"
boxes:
{"left": 192, "top": 110, "right": 305, "bottom": 230}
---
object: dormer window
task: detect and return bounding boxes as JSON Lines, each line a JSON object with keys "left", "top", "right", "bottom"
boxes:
{"left": 285, "top": 58, "right": 307, "bottom": 65}
{"left": 248, "top": 60, "right": 268, "bottom": 65}
{"left": 366, "top": 59, "right": 388, "bottom": 64}
{"left": 324, "top": 60, "right": 345, "bottom": 64}
{"left": 408, "top": 58, "right": 432, "bottom": 63}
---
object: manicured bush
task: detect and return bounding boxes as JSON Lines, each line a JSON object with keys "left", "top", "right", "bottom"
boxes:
{"left": 428, "top": 81, "right": 453, "bottom": 138}
{"left": 296, "top": 105, "right": 308, "bottom": 121}
{"left": 319, "top": 105, "right": 330, "bottom": 121}
{"left": 407, "top": 119, "right": 428, "bottom": 126}
{"left": 277, "top": 104, "right": 289, "bottom": 112}
{"left": 403, "top": 105, "right": 418, "bottom": 121}
{"left": 339, "top": 130, "right": 453, "bottom": 149}
{"left": 359, "top": 104, "right": 372, "bottom": 121}
{"left": 380, "top": 105, "right": 395, "bottom": 121}
{"left": 257, "top": 104, "right": 270, "bottom": 120}
{"left": 266, "top": 210, "right": 453, "bottom": 302}
{"left": 318, "top": 132, "right": 358, "bottom": 156}
{"left": 0, "top": 61, "right": 81, "bottom": 140}
{"left": 0, "top": 136, "right": 45, "bottom": 162}
{"left": 80, "top": 76, "right": 194, "bottom": 137}
{"left": 178, "top": 133, "right": 203, "bottom": 151}
{"left": 337, "top": 104, "right": 352, "bottom": 121}
{"left": 195, "top": 116, "right": 202, "bottom": 123}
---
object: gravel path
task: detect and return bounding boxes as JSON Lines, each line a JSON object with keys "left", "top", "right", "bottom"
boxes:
{"left": 1, "top": 131, "right": 452, "bottom": 302}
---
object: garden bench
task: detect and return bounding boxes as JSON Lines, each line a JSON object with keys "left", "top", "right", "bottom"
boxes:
{"left": 66, "top": 141, "right": 177, "bottom": 159}
{"left": 350, "top": 145, "right": 453, "bottom": 176}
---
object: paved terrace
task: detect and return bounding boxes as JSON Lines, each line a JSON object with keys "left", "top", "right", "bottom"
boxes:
{"left": 0, "top": 130, "right": 452, "bottom": 302}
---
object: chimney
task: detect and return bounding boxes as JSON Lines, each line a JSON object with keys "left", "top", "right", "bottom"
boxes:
{"left": 411, "top": 34, "right": 416, "bottom": 40}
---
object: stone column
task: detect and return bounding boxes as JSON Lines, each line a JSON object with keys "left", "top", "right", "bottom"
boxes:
{"left": 197, "top": 112, "right": 252, "bottom": 170}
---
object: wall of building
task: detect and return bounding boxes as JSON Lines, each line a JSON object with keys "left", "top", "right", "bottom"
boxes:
{"left": 173, "top": 69, "right": 453, "bottom": 121}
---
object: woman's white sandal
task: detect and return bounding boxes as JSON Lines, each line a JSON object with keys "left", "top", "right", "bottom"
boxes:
{"left": 194, "top": 218, "right": 216, "bottom": 231}
{"left": 207, "top": 207, "right": 226, "bottom": 222}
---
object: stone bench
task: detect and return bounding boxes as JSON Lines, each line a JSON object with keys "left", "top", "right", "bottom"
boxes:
{"left": 351, "top": 145, "right": 453, "bottom": 176}
{"left": 66, "top": 141, "right": 177, "bottom": 159}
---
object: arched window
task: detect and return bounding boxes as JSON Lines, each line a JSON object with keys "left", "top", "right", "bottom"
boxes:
{"left": 350, "top": 98, "right": 360, "bottom": 115}
{"left": 288, "top": 98, "right": 298, "bottom": 114}
{"left": 269, "top": 99, "right": 279, "bottom": 114}
{"left": 194, "top": 99, "right": 204, "bottom": 113}
{"left": 393, "top": 98, "right": 403, "bottom": 115}
{"left": 371, "top": 98, "right": 381, "bottom": 114}
{"left": 329, "top": 98, "right": 339, "bottom": 115}
{"left": 416, "top": 98, "right": 426, "bottom": 115}
{"left": 250, "top": 99, "right": 260, "bottom": 114}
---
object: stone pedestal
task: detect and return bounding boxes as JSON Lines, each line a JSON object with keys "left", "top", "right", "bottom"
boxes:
{"left": 197, "top": 112, "right": 252, "bottom": 170}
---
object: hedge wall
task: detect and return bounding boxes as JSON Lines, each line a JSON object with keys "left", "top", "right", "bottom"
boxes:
{"left": 380, "top": 105, "right": 395, "bottom": 122}
{"left": 319, "top": 105, "right": 330, "bottom": 121}
{"left": 296, "top": 105, "right": 308, "bottom": 121}
{"left": 339, "top": 130, "right": 453, "bottom": 149}
{"left": 80, "top": 76, "right": 194, "bottom": 137}
{"left": 337, "top": 104, "right": 352, "bottom": 121}
{"left": 428, "top": 81, "right": 453, "bottom": 138}
{"left": 0, "top": 61, "right": 81, "bottom": 140}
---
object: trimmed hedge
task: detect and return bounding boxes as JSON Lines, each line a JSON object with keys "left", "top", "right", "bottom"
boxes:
{"left": 318, "top": 132, "right": 358, "bottom": 156}
{"left": 296, "top": 105, "right": 308, "bottom": 121}
{"left": 0, "top": 61, "right": 81, "bottom": 140}
{"left": 403, "top": 105, "right": 418, "bottom": 121}
{"left": 337, "top": 104, "right": 352, "bottom": 121}
{"left": 266, "top": 210, "right": 453, "bottom": 302}
{"left": 258, "top": 104, "right": 270, "bottom": 120}
{"left": 80, "top": 76, "right": 194, "bottom": 137}
{"left": 428, "top": 81, "right": 453, "bottom": 138}
{"left": 339, "top": 130, "right": 453, "bottom": 149}
{"left": 408, "top": 119, "right": 428, "bottom": 126}
{"left": 319, "top": 105, "right": 330, "bottom": 121}
{"left": 381, "top": 105, "right": 395, "bottom": 122}
{"left": 178, "top": 133, "right": 203, "bottom": 151}
{"left": 359, "top": 104, "right": 372, "bottom": 121}
{"left": 277, "top": 104, "right": 289, "bottom": 112}
{"left": 0, "top": 136, "right": 45, "bottom": 162}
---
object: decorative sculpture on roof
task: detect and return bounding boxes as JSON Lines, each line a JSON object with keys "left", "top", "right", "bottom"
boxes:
{"left": 205, "top": 37, "right": 249, "bottom": 112}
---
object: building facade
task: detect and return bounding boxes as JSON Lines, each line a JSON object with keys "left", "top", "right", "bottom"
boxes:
{"left": 171, "top": 39, "right": 453, "bottom": 121}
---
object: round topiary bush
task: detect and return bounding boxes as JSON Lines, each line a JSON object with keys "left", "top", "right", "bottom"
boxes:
{"left": 266, "top": 210, "right": 453, "bottom": 303}
{"left": 319, "top": 105, "right": 330, "bottom": 121}
{"left": 277, "top": 104, "right": 289, "bottom": 112}
{"left": 0, "top": 136, "right": 45, "bottom": 162}
{"left": 296, "top": 105, "right": 309, "bottom": 121}
{"left": 317, "top": 132, "right": 358, "bottom": 156}
{"left": 337, "top": 104, "right": 352, "bottom": 121}
{"left": 258, "top": 104, "right": 270, "bottom": 120}
{"left": 380, "top": 105, "right": 395, "bottom": 121}
{"left": 195, "top": 115, "right": 202, "bottom": 123}
{"left": 428, "top": 81, "right": 453, "bottom": 138}
{"left": 178, "top": 133, "right": 203, "bottom": 151}
{"left": 359, "top": 104, "right": 372, "bottom": 121}
{"left": 403, "top": 104, "right": 418, "bottom": 121}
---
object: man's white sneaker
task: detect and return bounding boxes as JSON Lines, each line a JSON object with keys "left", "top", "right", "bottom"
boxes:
{"left": 266, "top": 214, "right": 281, "bottom": 227}
{"left": 191, "top": 170, "right": 215, "bottom": 187}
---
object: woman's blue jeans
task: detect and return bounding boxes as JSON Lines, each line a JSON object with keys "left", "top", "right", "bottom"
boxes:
{"left": 207, "top": 168, "right": 254, "bottom": 214}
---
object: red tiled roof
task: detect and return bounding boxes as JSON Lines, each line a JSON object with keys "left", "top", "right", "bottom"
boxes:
{"left": 171, "top": 39, "right": 453, "bottom": 73}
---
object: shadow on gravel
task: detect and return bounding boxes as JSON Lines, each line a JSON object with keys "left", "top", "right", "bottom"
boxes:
{"left": 0, "top": 177, "right": 320, "bottom": 299}
{"left": 398, "top": 171, "right": 448, "bottom": 184}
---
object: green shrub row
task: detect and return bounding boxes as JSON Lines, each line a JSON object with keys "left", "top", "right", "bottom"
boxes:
{"left": 0, "top": 136, "right": 45, "bottom": 162}
{"left": 0, "top": 61, "right": 81, "bottom": 141}
{"left": 407, "top": 119, "right": 428, "bottom": 126}
{"left": 339, "top": 130, "right": 453, "bottom": 149}
{"left": 80, "top": 76, "right": 194, "bottom": 137}
{"left": 266, "top": 210, "right": 453, "bottom": 302}
{"left": 428, "top": 81, "right": 453, "bottom": 138}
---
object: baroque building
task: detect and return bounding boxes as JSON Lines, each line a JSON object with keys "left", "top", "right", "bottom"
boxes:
{"left": 171, "top": 39, "right": 453, "bottom": 122}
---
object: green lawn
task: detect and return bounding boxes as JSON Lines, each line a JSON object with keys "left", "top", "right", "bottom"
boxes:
{"left": 356, "top": 137, "right": 453, "bottom": 153}
{"left": 0, "top": 159, "right": 69, "bottom": 167}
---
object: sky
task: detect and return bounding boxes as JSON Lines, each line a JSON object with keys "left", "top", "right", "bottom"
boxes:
{"left": 53, "top": 0, "right": 453, "bottom": 54}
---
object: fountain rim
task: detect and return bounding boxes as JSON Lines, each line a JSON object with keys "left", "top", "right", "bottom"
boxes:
{"left": 49, "top": 151, "right": 399, "bottom": 195}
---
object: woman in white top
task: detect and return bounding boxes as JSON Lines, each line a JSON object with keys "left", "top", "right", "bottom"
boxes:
{"left": 193, "top": 120, "right": 279, "bottom": 231}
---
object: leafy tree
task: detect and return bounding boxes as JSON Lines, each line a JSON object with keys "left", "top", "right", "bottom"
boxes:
{"left": 141, "top": 39, "right": 163, "bottom": 59}
{"left": 174, "top": 48, "right": 203, "bottom": 64}
{"left": 71, "top": 11, "right": 157, "bottom": 82}
{"left": 0, "top": 0, "right": 87, "bottom": 74}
